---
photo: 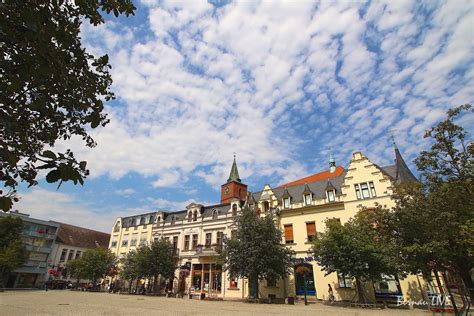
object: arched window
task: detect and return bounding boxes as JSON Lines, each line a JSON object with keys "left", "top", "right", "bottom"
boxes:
{"left": 171, "top": 216, "right": 175, "bottom": 225}
{"left": 212, "top": 209, "right": 218, "bottom": 220}
{"left": 149, "top": 215, "right": 154, "bottom": 224}
{"left": 232, "top": 204, "right": 237, "bottom": 216}
{"left": 188, "top": 211, "right": 192, "bottom": 222}
{"left": 113, "top": 222, "right": 121, "bottom": 232}
{"left": 193, "top": 210, "right": 198, "bottom": 221}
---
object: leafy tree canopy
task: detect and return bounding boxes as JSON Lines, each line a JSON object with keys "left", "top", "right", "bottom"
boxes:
{"left": 0, "top": 216, "right": 29, "bottom": 286}
{"left": 70, "top": 247, "right": 116, "bottom": 285}
{"left": 0, "top": 0, "right": 136, "bottom": 211}
{"left": 220, "top": 206, "right": 294, "bottom": 298}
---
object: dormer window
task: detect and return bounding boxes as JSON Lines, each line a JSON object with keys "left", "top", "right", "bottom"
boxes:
{"left": 232, "top": 204, "right": 237, "bottom": 216}
{"left": 212, "top": 209, "right": 218, "bottom": 220}
{"left": 283, "top": 198, "right": 290, "bottom": 209}
{"left": 304, "top": 194, "right": 312, "bottom": 206}
{"left": 156, "top": 216, "right": 161, "bottom": 223}
{"left": 171, "top": 216, "right": 175, "bottom": 225}
{"left": 327, "top": 190, "right": 335, "bottom": 202}
{"left": 193, "top": 210, "right": 198, "bottom": 221}
{"left": 188, "top": 212, "right": 192, "bottom": 222}
{"left": 148, "top": 215, "right": 154, "bottom": 224}
{"left": 140, "top": 217, "right": 145, "bottom": 225}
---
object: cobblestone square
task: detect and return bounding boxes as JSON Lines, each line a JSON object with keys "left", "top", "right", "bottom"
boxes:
{"left": 0, "top": 290, "right": 433, "bottom": 316}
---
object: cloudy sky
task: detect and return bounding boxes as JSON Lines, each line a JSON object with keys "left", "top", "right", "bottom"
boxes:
{"left": 16, "top": 0, "right": 473, "bottom": 232}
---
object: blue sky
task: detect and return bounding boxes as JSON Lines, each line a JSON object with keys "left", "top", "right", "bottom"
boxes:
{"left": 16, "top": 0, "right": 473, "bottom": 232}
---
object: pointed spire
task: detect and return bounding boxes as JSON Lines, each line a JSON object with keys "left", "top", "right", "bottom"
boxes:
{"left": 392, "top": 138, "right": 417, "bottom": 184}
{"left": 329, "top": 153, "right": 336, "bottom": 173}
{"left": 227, "top": 154, "right": 241, "bottom": 183}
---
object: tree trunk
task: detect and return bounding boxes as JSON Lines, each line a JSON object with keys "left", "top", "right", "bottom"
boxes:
{"left": 248, "top": 274, "right": 259, "bottom": 299}
{"left": 153, "top": 275, "right": 158, "bottom": 294}
{"left": 355, "top": 278, "right": 366, "bottom": 304}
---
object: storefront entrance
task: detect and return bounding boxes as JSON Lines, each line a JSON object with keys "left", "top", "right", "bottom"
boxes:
{"left": 294, "top": 263, "right": 316, "bottom": 296}
{"left": 191, "top": 263, "right": 222, "bottom": 293}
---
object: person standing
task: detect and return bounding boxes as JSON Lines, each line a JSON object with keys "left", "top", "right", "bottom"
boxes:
{"left": 328, "top": 284, "right": 335, "bottom": 304}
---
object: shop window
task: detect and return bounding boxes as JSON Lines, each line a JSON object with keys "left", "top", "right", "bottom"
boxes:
{"left": 306, "top": 222, "right": 316, "bottom": 242}
{"left": 284, "top": 224, "right": 294, "bottom": 244}
{"left": 338, "top": 273, "right": 351, "bottom": 288}
{"left": 229, "top": 274, "right": 239, "bottom": 289}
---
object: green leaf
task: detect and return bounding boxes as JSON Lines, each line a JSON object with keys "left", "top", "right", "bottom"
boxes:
{"left": 0, "top": 196, "right": 13, "bottom": 212}
{"left": 41, "top": 150, "right": 57, "bottom": 160}
{"left": 46, "top": 170, "right": 60, "bottom": 183}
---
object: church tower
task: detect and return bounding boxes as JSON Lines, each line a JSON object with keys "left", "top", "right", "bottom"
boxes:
{"left": 220, "top": 156, "right": 248, "bottom": 204}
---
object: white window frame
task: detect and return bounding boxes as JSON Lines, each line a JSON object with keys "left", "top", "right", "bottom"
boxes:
{"left": 327, "top": 190, "right": 335, "bottom": 202}
{"left": 283, "top": 198, "right": 290, "bottom": 209}
{"left": 304, "top": 194, "right": 312, "bottom": 206}
{"left": 354, "top": 184, "right": 361, "bottom": 199}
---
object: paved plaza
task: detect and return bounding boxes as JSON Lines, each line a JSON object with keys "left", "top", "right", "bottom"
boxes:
{"left": 0, "top": 290, "right": 434, "bottom": 316}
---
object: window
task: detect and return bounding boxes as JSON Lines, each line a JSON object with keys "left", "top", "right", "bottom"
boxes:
{"left": 229, "top": 274, "right": 239, "bottom": 289}
{"left": 338, "top": 273, "right": 352, "bottom": 288}
{"left": 122, "top": 235, "right": 129, "bottom": 247}
{"left": 304, "top": 194, "right": 311, "bottom": 206}
{"left": 188, "top": 212, "right": 192, "bottom": 222}
{"left": 113, "top": 222, "right": 121, "bottom": 232}
{"left": 360, "top": 183, "right": 370, "bottom": 198}
{"left": 140, "top": 217, "right": 145, "bottom": 225}
{"left": 284, "top": 224, "right": 294, "bottom": 244}
{"left": 149, "top": 215, "right": 154, "bottom": 224}
{"left": 67, "top": 250, "right": 75, "bottom": 261}
{"left": 130, "top": 239, "right": 137, "bottom": 246}
{"left": 216, "top": 231, "right": 223, "bottom": 246}
{"left": 184, "top": 235, "right": 190, "bottom": 250}
{"left": 171, "top": 216, "right": 176, "bottom": 225}
{"left": 283, "top": 198, "right": 290, "bottom": 209}
{"left": 267, "top": 278, "right": 276, "bottom": 287}
{"left": 140, "top": 232, "right": 147, "bottom": 245}
{"left": 232, "top": 204, "right": 237, "bottom": 216}
{"left": 327, "top": 190, "right": 335, "bottom": 202}
{"left": 193, "top": 210, "right": 198, "bottom": 222}
{"left": 306, "top": 222, "right": 316, "bottom": 242}
{"left": 192, "top": 234, "right": 198, "bottom": 250}
{"left": 212, "top": 210, "right": 218, "bottom": 220}
{"left": 75, "top": 251, "right": 81, "bottom": 259}
{"left": 60, "top": 249, "right": 67, "bottom": 262}
{"left": 173, "top": 236, "right": 178, "bottom": 251}
{"left": 205, "top": 233, "right": 212, "bottom": 247}
{"left": 111, "top": 240, "right": 117, "bottom": 248}
{"left": 354, "top": 184, "right": 361, "bottom": 199}
{"left": 369, "top": 181, "right": 376, "bottom": 197}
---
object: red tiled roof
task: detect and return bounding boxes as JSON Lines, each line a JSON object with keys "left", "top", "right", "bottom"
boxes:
{"left": 278, "top": 166, "right": 345, "bottom": 188}
{"left": 50, "top": 221, "right": 110, "bottom": 249}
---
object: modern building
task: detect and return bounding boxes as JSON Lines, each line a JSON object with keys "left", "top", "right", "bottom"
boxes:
{"left": 0, "top": 211, "right": 59, "bottom": 288}
{"left": 109, "top": 145, "right": 424, "bottom": 302}
{"left": 49, "top": 221, "right": 110, "bottom": 281}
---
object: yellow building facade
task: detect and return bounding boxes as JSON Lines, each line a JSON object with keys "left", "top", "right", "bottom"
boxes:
{"left": 109, "top": 147, "right": 425, "bottom": 302}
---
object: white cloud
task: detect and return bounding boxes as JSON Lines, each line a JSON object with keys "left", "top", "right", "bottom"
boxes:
{"left": 15, "top": 188, "right": 126, "bottom": 233}
{"left": 115, "top": 188, "right": 136, "bottom": 196}
{"left": 66, "top": 0, "right": 474, "bottom": 194}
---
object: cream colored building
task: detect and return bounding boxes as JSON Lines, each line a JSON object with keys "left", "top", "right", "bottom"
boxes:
{"left": 248, "top": 146, "right": 423, "bottom": 302}
{"left": 109, "top": 146, "right": 424, "bottom": 302}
